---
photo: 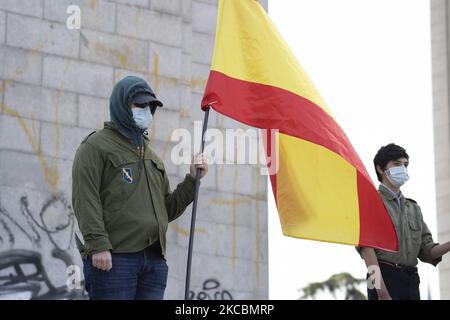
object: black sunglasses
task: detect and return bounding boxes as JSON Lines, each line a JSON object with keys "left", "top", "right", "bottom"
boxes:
{"left": 134, "top": 102, "right": 157, "bottom": 114}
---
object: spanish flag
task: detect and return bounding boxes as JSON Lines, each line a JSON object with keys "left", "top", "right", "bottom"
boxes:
{"left": 201, "top": 0, "right": 398, "bottom": 251}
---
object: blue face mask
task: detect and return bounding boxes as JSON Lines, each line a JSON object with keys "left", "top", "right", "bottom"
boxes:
{"left": 132, "top": 107, "right": 152, "bottom": 130}
{"left": 386, "top": 166, "right": 409, "bottom": 187}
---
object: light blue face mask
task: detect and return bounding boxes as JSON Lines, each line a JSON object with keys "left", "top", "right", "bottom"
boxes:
{"left": 386, "top": 165, "right": 409, "bottom": 187}
{"left": 132, "top": 107, "right": 152, "bottom": 130}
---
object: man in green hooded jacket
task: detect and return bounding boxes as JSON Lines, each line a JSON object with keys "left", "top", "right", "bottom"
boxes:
{"left": 72, "top": 76, "right": 208, "bottom": 300}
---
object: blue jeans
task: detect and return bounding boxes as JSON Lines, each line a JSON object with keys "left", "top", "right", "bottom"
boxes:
{"left": 83, "top": 242, "right": 168, "bottom": 300}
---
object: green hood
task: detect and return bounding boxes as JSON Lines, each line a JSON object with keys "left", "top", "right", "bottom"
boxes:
{"left": 109, "top": 76, "right": 156, "bottom": 147}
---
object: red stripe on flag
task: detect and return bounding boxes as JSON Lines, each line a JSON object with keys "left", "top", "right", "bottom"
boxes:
{"left": 357, "top": 171, "right": 398, "bottom": 251}
{"left": 203, "top": 71, "right": 368, "bottom": 178}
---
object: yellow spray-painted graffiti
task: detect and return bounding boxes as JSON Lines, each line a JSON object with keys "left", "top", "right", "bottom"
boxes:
{"left": 148, "top": 51, "right": 159, "bottom": 145}
{"left": 0, "top": 100, "right": 60, "bottom": 191}
{"left": 0, "top": 38, "right": 65, "bottom": 193}
{"left": 152, "top": 51, "right": 160, "bottom": 94}
{"left": 170, "top": 223, "right": 208, "bottom": 237}
{"left": 94, "top": 42, "right": 132, "bottom": 70}
{"left": 89, "top": 0, "right": 97, "bottom": 11}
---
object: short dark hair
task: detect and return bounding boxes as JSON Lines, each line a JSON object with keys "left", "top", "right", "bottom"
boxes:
{"left": 373, "top": 143, "right": 409, "bottom": 182}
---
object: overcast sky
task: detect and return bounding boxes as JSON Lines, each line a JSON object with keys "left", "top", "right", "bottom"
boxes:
{"left": 267, "top": 0, "right": 439, "bottom": 299}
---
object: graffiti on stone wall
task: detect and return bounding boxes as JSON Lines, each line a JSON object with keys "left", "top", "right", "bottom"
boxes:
{"left": 188, "top": 279, "right": 233, "bottom": 300}
{"left": 0, "top": 195, "right": 86, "bottom": 299}
{"left": 0, "top": 195, "right": 74, "bottom": 250}
{"left": 0, "top": 248, "right": 85, "bottom": 299}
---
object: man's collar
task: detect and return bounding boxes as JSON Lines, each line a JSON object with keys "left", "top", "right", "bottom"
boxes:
{"left": 104, "top": 121, "right": 138, "bottom": 146}
{"left": 379, "top": 183, "right": 403, "bottom": 200}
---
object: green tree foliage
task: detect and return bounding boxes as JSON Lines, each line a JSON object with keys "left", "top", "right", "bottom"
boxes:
{"left": 299, "top": 272, "right": 366, "bottom": 300}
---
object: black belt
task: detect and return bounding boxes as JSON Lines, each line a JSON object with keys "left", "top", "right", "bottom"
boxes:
{"left": 379, "top": 260, "right": 418, "bottom": 273}
{"left": 146, "top": 240, "right": 161, "bottom": 252}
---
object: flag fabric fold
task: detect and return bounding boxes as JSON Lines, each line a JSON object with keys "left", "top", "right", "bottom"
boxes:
{"left": 201, "top": 0, "right": 398, "bottom": 251}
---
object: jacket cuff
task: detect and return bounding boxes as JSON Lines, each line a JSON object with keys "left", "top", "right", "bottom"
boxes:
{"left": 85, "top": 236, "right": 113, "bottom": 255}
{"left": 185, "top": 173, "right": 196, "bottom": 183}
{"left": 430, "top": 243, "right": 442, "bottom": 266}
{"left": 184, "top": 174, "right": 197, "bottom": 192}
{"left": 420, "top": 242, "right": 442, "bottom": 266}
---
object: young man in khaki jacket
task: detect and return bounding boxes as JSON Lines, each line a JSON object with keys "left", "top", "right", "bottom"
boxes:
{"left": 359, "top": 143, "right": 449, "bottom": 300}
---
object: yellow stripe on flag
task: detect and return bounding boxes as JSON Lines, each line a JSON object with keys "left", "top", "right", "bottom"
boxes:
{"left": 276, "top": 133, "right": 360, "bottom": 245}
{"left": 212, "top": 0, "right": 332, "bottom": 117}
